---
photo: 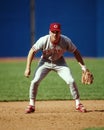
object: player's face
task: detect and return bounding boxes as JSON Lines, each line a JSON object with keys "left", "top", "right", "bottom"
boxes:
{"left": 49, "top": 30, "right": 61, "bottom": 44}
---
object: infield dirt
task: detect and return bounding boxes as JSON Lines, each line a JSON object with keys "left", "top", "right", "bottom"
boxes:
{"left": 0, "top": 100, "right": 104, "bottom": 130}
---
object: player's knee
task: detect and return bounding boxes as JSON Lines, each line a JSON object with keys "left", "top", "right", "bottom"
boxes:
{"left": 31, "top": 79, "right": 40, "bottom": 87}
{"left": 66, "top": 78, "right": 74, "bottom": 85}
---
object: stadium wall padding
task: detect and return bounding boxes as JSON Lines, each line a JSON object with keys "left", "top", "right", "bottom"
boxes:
{"left": 0, "top": 0, "right": 104, "bottom": 57}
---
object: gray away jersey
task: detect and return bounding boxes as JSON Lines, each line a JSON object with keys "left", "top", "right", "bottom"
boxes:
{"left": 32, "top": 35, "right": 77, "bottom": 61}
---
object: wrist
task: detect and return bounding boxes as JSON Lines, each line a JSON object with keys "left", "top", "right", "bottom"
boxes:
{"left": 81, "top": 65, "right": 86, "bottom": 71}
{"left": 26, "top": 66, "right": 30, "bottom": 70}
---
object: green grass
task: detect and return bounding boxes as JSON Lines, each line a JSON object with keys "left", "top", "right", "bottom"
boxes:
{"left": 83, "top": 127, "right": 104, "bottom": 130}
{"left": 0, "top": 58, "right": 104, "bottom": 101}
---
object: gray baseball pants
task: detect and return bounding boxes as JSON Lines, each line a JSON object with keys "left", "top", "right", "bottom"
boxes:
{"left": 29, "top": 57, "right": 80, "bottom": 101}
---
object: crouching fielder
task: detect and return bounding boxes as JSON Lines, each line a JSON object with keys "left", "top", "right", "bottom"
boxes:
{"left": 24, "top": 22, "right": 88, "bottom": 113}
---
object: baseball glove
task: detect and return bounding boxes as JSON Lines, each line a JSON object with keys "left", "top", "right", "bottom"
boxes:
{"left": 81, "top": 69, "right": 94, "bottom": 85}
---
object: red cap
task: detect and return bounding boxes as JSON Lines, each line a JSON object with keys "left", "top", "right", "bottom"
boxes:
{"left": 49, "top": 23, "right": 61, "bottom": 32}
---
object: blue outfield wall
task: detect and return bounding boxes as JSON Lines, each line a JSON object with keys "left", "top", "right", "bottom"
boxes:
{"left": 0, "top": 0, "right": 104, "bottom": 57}
{"left": 0, "top": 0, "right": 31, "bottom": 57}
{"left": 96, "top": 0, "right": 104, "bottom": 57}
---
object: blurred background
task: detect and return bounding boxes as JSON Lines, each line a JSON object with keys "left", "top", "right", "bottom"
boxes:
{"left": 0, "top": 0, "right": 104, "bottom": 57}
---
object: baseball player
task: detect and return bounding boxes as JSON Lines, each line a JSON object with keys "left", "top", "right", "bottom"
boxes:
{"left": 24, "top": 22, "right": 88, "bottom": 113}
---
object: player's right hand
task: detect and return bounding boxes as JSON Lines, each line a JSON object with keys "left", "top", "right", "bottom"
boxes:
{"left": 24, "top": 68, "right": 31, "bottom": 78}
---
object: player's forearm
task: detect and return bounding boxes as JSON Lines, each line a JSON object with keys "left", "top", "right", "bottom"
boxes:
{"left": 26, "top": 48, "right": 35, "bottom": 69}
{"left": 73, "top": 49, "right": 86, "bottom": 71}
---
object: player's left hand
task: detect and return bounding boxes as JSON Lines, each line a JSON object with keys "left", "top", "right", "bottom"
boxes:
{"left": 81, "top": 69, "right": 94, "bottom": 85}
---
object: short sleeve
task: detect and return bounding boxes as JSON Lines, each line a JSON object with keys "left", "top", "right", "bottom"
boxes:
{"left": 32, "top": 35, "right": 49, "bottom": 52}
{"left": 62, "top": 35, "right": 77, "bottom": 53}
